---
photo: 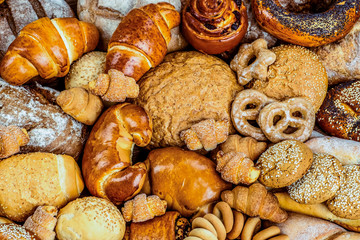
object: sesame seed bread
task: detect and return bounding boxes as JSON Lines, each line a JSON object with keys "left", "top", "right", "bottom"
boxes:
{"left": 0, "top": 152, "right": 84, "bottom": 222}
{"left": 250, "top": 44, "right": 328, "bottom": 111}
{"left": 256, "top": 140, "right": 314, "bottom": 188}
{"left": 56, "top": 197, "right": 126, "bottom": 240}
{"left": 0, "top": 223, "right": 38, "bottom": 240}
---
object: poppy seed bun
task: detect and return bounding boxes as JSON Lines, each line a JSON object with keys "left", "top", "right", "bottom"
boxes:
{"left": 134, "top": 51, "right": 242, "bottom": 148}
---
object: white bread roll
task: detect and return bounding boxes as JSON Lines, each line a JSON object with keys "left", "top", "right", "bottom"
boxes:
{"left": 0, "top": 152, "right": 84, "bottom": 222}
{"left": 56, "top": 197, "right": 126, "bottom": 240}
{"left": 306, "top": 136, "right": 360, "bottom": 165}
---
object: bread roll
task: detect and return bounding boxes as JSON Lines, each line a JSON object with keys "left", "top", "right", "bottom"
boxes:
{"left": 143, "top": 147, "right": 232, "bottom": 217}
{"left": 56, "top": 197, "right": 126, "bottom": 240}
{"left": 0, "top": 223, "right": 38, "bottom": 240}
{"left": 0, "top": 152, "right": 83, "bottom": 222}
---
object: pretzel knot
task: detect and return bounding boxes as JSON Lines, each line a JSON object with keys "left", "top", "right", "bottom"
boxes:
{"left": 180, "top": 119, "right": 229, "bottom": 151}
{"left": 231, "top": 90, "right": 275, "bottom": 141}
{"left": 230, "top": 38, "right": 276, "bottom": 86}
{"left": 258, "top": 98, "right": 315, "bottom": 143}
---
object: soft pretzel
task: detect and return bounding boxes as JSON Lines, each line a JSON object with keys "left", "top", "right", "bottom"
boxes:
{"left": 0, "top": 125, "right": 29, "bottom": 159}
{"left": 231, "top": 89, "right": 275, "bottom": 141}
{"left": 230, "top": 39, "right": 276, "bottom": 86}
{"left": 258, "top": 98, "right": 315, "bottom": 143}
{"left": 82, "top": 103, "right": 152, "bottom": 205}
{"left": 180, "top": 119, "right": 229, "bottom": 151}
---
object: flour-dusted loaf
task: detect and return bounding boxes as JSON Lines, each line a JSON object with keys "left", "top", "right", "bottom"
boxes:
{"left": 0, "top": 0, "right": 74, "bottom": 61}
{"left": 77, "top": 0, "right": 187, "bottom": 51}
{"left": 0, "top": 79, "right": 87, "bottom": 159}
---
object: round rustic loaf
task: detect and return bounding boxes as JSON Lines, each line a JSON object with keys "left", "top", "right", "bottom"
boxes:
{"left": 134, "top": 51, "right": 242, "bottom": 148}
{"left": 77, "top": 0, "right": 187, "bottom": 51}
{"left": 0, "top": 0, "right": 74, "bottom": 61}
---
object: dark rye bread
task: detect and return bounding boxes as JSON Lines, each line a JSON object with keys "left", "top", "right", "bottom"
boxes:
{"left": 0, "top": 79, "right": 87, "bottom": 159}
{"left": 0, "top": 0, "right": 74, "bottom": 60}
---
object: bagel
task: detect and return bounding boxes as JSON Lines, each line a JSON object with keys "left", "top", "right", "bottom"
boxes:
{"left": 252, "top": 0, "right": 360, "bottom": 47}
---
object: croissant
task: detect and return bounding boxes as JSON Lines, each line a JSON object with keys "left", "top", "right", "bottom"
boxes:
{"left": 121, "top": 193, "right": 167, "bottom": 223}
{"left": 88, "top": 69, "right": 139, "bottom": 102}
{"left": 0, "top": 125, "right": 29, "bottom": 159}
{"left": 221, "top": 183, "right": 288, "bottom": 223}
{"left": 180, "top": 119, "right": 229, "bottom": 151}
{"left": 216, "top": 151, "right": 260, "bottom": 185}
{"left": 106, "top": 2, "right": 180, "bottom": 81}
{"left": 82, "top": 103, "right": 152, "bottom": 205}
{"left": 0, "top": 17, "right": 99, "bottom": 86}
{"left": 56, "top": 88, "right": 104, "bottom": 125}
{"left": 23, "top": 206, "right": 58, "bottom": 240}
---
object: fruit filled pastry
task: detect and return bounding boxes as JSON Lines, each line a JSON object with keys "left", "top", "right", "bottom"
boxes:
{"left": 142, "top": 147, "right": 232, "bottom": 217}
{"left": 0, "top": 17, "right": 99, "bottom": 85}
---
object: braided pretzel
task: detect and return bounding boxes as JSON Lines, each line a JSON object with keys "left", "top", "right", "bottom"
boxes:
{"left": 231, "top": 90, "right": 275, "bottom": 141}
{"left": 258, "top": 98, "right": 315, "bottom": 143}
{"left": 185, "top": 201, "right": 289, "bottom": 240}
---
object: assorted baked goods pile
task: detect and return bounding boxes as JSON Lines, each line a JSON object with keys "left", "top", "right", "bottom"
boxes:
{"left": 1, "top": 0, "right": 360, "bottom": 239}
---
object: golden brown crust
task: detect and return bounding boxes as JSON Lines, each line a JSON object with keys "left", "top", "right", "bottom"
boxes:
{"left": 181, "top": 0, "right": 248, "bottom": 54}
{"left": 107, "top": 3, "right": 180, "bottom": 81}
{"left": 256, "top": 140, "right": 313, "bottom": 188}
{"left": 145, "top": 147, "right": 232, "bottom": 217}
{"left": 0, "top": 125, "right": 29, "bottom": 159}
{"left": 252, "top": 0, "right": 360, "bottom": 47}
{"left": 250, "top": 44, "right": 328, "bottom": 111}
{"left": 0, "top": 17, "right": 99, "bottom": 86}
{"left": 0, "top": 224, "right": 38, "bottom": 240}
{"left": 23, "top": 206, "right": 58, "bottom": 240}
{"left": 317, "top": 80, "right": 360, "bottom": 142}
{"left": 82, "top": 103, "right": 152, "bottom": 205}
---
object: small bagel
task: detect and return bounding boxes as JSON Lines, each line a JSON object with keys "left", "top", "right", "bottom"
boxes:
{"left": 241, "top": 217, "right": 262, "bottom": 240}
{"left": 213, "top": 202, "right": 234, "bottom": 233}
{"left": 227, "top": 210, "right": 245, "bottom": 239}
{"left": 189, "top": 228, "right": 217, "bottom": 240}
{"left": 203, "top": 214, "right": 227, "bottom": 240}
{"left": 192, "top": 217, "right": 217, "bottom": 236}
{"left": 253, "top": 226, "right": 281, "bottom": 240}
{"left": 252, "top": 0, "right": 360, "bottom": 47}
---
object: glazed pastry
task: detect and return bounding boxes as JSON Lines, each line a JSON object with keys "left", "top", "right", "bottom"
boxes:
{"left": 121, "top": 194, "right": 167, "bottom": 223}
{"left": 257, "top": 98, "right": 315, "bottom": 143}
{"left": 0, "top": 152, "right": 83, "bottom": 222}
{"left": 88, "top": 69, "right": 139, "bottom": 102}
{"left": 250, "top": 44, "right": 328, "bottom": 111}
{"left": 0, "top": 17, "right": 99, "bottom": 85}
{"left": 129, "top": 211, "right": 190, "bottom": 240}
{"left": 288, "top": 153, "right": 344, "bottom": 204}
{"left": 231, "top": 89, "right": 275, "bottom": 141}
{"left": 82, "top": 103, "right": 152, "bottom": 205}
{"left": 56, "top": 88, "right": 104, "bottom": 125}
{"left": 216, "top": 151, "right": 260, "bottom": 185}
{"left": 306, "top": 136, "right": 360, "bottom": 165}
{"left": 327, "top": 165, "right": 360, "bottom": 220}
{"left": 134, "top": 51, "right": 242, "bottom": 148}
{"left": 275, "top": 192, "right": 360, "bottom": 232}
{"left": 230, "top": 39, "right": 276, "bottom": 86}
{"left": 23, "top": 206, "right": 58, "bottom": 240}
{"left": 180, "top": 119, "right": 229, "bottom": 151}
{"left": 256, "top": 140, "right": 313, "bottom": 188}
{"left": 0, "top": 0, "right": 74, "bottom": 61}
{"left": 0, "top": 224, "right": 38, "bottom": 240}
{"left": 56, "top": 197, "right": 126, "bottom": 240}
{"left": 252, "top": 0, "right": 360, "bottom": 47}
{"left": 65, "top": 51, "right": 106, "bottom": 90}
{"left": 0, "top": 125, "right": 29, "bottom": 159}
{"left": 317, "top": 80, "right": 360, "bottom": 142}
{"left": 106, "top": 2, "right": 180, "bottom": 81}
{"left": 0, "top": 80, "right": 88, "bottom": 159}
{"left": 143, "top": 147, "right": 232, "bottom": 217}
{"left": 181, "top": 0, "right": 248, "bottom": 54}
{"left": 221, "top": 183, "right": 288, "bottom": 223}
{"left": 77, "top": 0, "right": 187, "bottom": 52}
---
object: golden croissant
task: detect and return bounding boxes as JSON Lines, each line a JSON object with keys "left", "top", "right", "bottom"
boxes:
{"left": 0, "top": 17, "right": 99, "bottom": 85}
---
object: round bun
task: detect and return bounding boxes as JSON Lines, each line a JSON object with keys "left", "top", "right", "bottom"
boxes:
{"left": 317, "top": 80, "right": 360, "bottom": 142}
{"left": 288, "top": 153, "right": 344, "bottom": 204}
{"left": 256, "top": 140, "right": 313, "bottom": 188}
{"left": 250, "top": 44, "right": 328, "bottom": 111}
{"left": 56, "top": 197, "right": 126, "bottom": 240}
{"left": 135, "top": 51, "right": 242, "bottom": 148}
{"left": 0, "top": 224, "right": 37, "bottom": 240}
{"left": 327, "top": 165, "right": 360, "bottom": 220}
{"left": 65, "top": 51, "right": 106, "bottom": 90}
